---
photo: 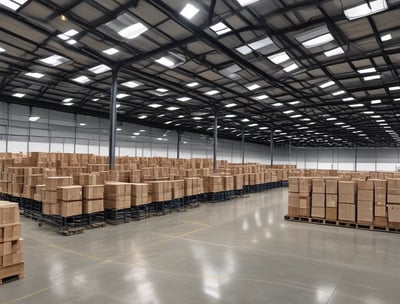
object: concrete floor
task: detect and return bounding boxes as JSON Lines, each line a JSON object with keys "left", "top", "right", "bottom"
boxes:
{"left": 1, "top": 188, "right": 400, "bottom": 304}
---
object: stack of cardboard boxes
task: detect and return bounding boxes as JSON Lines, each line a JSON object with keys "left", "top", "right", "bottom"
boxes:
{"left": 104, "top": 182, "right": 131, "bottom": 210}
{"left": 57, "top": 186, "right": 83, "bottom": 217}
{"left": 149, "top": 181, "right": 172, "bottom": 202}
{"left": 311, "top": 178, "right": 325, "bottom": 218}
{"left": 42, "top": 176, "right": 73, "bottom": 215}
{"left": 325, "top": 178, "right": 338, "bottom": 220}
{"left": 338, "top": 181, "right": 357, "bottom": 222}
{"left": 299, "top": 178, "right": 312, "bottom": 217}
{"left": 356, "top": 180, "right": 374, "bottom": 225}
{"left": 0, "top": 201, "right": 23, "bottom": 283}
{"left": 387, "top": 178, "right": 400, "bottom": 227}
{"left": 373, "top": 179, "right": 387, "bottom": 227}
{"left": 131, "top": 183, "right": 152, "bottom": 206}
{"left": 287, "top": 177, "right": 300, "bottom": 217}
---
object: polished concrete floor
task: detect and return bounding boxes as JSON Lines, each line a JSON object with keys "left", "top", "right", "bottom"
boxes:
{"left": 1, "top": 188, "right": 400, "bottom": 304}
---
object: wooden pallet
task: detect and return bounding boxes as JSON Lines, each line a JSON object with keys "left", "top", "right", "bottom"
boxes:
{"left": 0, "top": 263, "right": 24, "bottom": 285}
{"left": 284, "top": 215, "right": 400, "bottom": 234}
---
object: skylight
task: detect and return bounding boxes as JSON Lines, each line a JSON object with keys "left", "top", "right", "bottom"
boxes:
{"left": 381, "top": 33, "right": 392, "bottom": 41}
{"left": 364, "top": 75, "right": 381, "bottom": 81}
{"left": 167, "top": 106, "right": 179, "bottom": 111}
{"left": 283, "top": 63, "right": 299, "bottom": 72}
{"left": 13, "top": 93, "right": 25, "bottom": 98}
{"left": 358, "top": 67, "right": 376, "bottom": 74}
{"left": 177, "top": 97, "right": 191, "bottom": 102}
{"left": 0, "top": 0, "right": 27, "bottom": 11}
{"left": 155, "top": 52, "right": 186, "bottom": 69}
{"left": 103, "top": 48, "right": 119, "bottom": 55}
{"left": 210, "top": 22, "right": 231, "bottom": 35}
{"left": 344, "top": 0, "right": 388, "bottom": 20}
{"left": 205, "top": 90, "right": 219, "bottom": 96}
{"left": 187, "top": 82, "right": 199, "bottom": 87}
{"left": 237, "top": 0, "right": 259, "bottom": 6}
{"left": 324, "top": 47, "right": 344, "bottom": 57}
{"left": 39, "top": 55, "right": 68, "bottom": 66}
{"left": 148, "top": 104, "right": 162, "bottom": 108}
{"left": 116, "top": 93, "right": 129, "bottom": 99}
{"left": 180, "top": 3, "right": 200, "bottom": 20}
{"left": 246, "top": 83, "right": 261, "bottom": 91}
{"left": 89, "top": 64, "right": 111, "bottom": 74}
{"left": 254, "top": 94, "right": 269, "bottom": 100}
{"left": 118, "top": 23, "right": 148, "bottom": 39}
{"left": 72, "top": 76, "right": 90, "bottom": 84}
{"left": 25, "top": 72, "right": 44, "bottom": 79}
{"left": 303, "top": 33, "right": 334, "bottom": 48}
{"left": 267, "top": 51, "right": 290, "bottom": 64}
{"left": 122, "top": 81, "right": 143, "bottom": 88}
{"left": 236, "top": 36, "right": 275, "bottom": 55}
{"left": 225, "top": 103, "right": 236, "bottom": 108}
{"left": 319, "top": 80, "right": 335, "bottom": 89}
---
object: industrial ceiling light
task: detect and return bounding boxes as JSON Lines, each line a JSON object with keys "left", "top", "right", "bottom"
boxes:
{"left": 0, "top": 0, "right": 27, "bottom": 11}
{"left": 289, "top": 101, "right": 300, "bottom": 105}
{"left": 13, "top": 93, "right": 25, "bottom": 98}
{"left": 193, "top": 117, "right": 202, "bottom": 120}
{"left": 225, "top": 114, "right": 236, "bottom": 118}
{"left": 79, "top": 123, "right": 87, "bottom": 126}
{"left": 156, "top": 88, "right": 168, "bottom": 93}
{"left": 290, "top": 114, "right": 302, "bottom": 118}
{"left": 219, "top": 64, "right": 242, "bottom": 79}
{"left": 72, "top": 76, "right": 90, "bottom": 84}
{"left": 63, "top": 103, "right": 74, "bottom": 106}
{"left": 248, "top": 123, "right": 258, "bottom": 127}
{"left": 102, "top": 48, "right": 119, "bottom": 55}
{"left": 283, "top": 110, "right": 294, "bottom": 114}
{"left": 177, "top": 97, "right": 191, "bottom": 102}
{"left": 349, "top": 103, "right": 364, "bottom": 107}
{"left": 303, "top": 33, "right": 334, "bottom": 48}
{"left": 28, "top": 116, "right": 40, "bottom": 122}
{"left": 254, "top": 94, "right": 269, "bottom": 100}
{"left": 204, "top": 90, "right": 219, "bottom": 96}
{"left": 116, "top": 104, "right": 121, "bottom": 108}
{"left": 138, "top": 115, "right": 147, "bottom": 119}
{"left": 25, "top": 72, "right": 44, "bottom": 79}
{"left": 326, "top": 117, "right": 337, "bottom": 121}
{"left": 116, "top": 93, "right": 129, "bottom": 99}
{"left": 236, "top": 36, "right": 277, "bottom": 55}
{"left": 342, "top": 97, "right": 355, "bottom": 101}
{"left": 272, "top": 102, "right": 283, "bottom": 107}
{"left": 104, "top": 13, "right": 148, "bottom": 40}
{"left": 358, "top": 67, "right": 376, "bottom": 74}
{"left": 296, "top": 26, "right": 334, "bottom": 48}
{"left": 66, "top": 39, "right": 77, "bottom": 45}
{"left": 364, "top": 75, "right": 381, "bottom": 81}
{"left": 324, "top": 47, "right": 344, "bottom": 57}
{"left": 283, "top": 63, "right": 298, "bottom": 72}
{"left": 121, "top": 81, "right": 143, "bottom": 88}
{"left": 237, "top": 0, "right": 259, "bottom": 6}
{"left": 344, "top": 0, "right": 388, "bottom": 20}
{"left": 39, "top": 55, "right": 69, "bottom": 66}
{"left": 210, "top": 22, "right": 231, "bottom": 35}
{"left": 63, "top": 98, "right": 73, "bottom": 103}
{"left": 148, "top": 104, "right": 162, "bottom": 108}
{"left": 389, "top": 86, "right": 400, "bottom": 91}
{"left": 225, "top": 103, "right": 236, "bottom": 108}
{"left": 268, "top": 51, "right": 290, "bottom": 65}
{"left": 241, "top": 118, "right": 250, "bottom": 122}
{"left": 167, "top": 106, "right": 179, "bottom": 111}
{"left": 394, "top": 98, "right": 400, "bottom": 101}
{"left": 319, "top": 80, "right": 335, "bottom": 89}
{"left": 371, "top": 99, "right": 382, "bottom": 104}
{"left": 155, "top": 52, "right": 186, "bottom": 69}
{"left": 89, "top": 64, "right": 111, "bottom": 74}
{"left": 0, "top": 46, "right": 5, "bottom": 52}
{"left": 180, "top": 3, "right": 200, "bottom": 20}
{"left": 332, "top": 90, "right": 345, "bottom": 96}
{"left": 116, "top": 128, "right": 122, "bottom": 131}
{"left": 246, "top": 83, "right": 261, "bottom": 91}
{"left": 118, "top": 22, "right": 148, "bottom": 39}
{"left": 259, "top": 127, "right": 268, "bottom": 130}
{"left": 187, "top": 82, "right": 199, "bottom": 87}
{"left": 381, "top": 33, "right": 392, "bottom": 41}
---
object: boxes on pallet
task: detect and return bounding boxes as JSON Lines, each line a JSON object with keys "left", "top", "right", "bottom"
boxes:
{"left": 44, "top": 176, "right": 73, "bottom": 191}
{"left": 104, "top": 182, "right": 131, "bottom": 209}
{"left": 357, "top": 200, "right": 373, "bottom": 224}
{"left": 42, "top": 203, "right": 59, "bottom": 215}
{"left": 312, "top": 178, "right": 325, "bottom": 193}
{"left": 79, "top": 174, "right": 98, "bottom": 186}
{"left": 82, "top": 199, "right": 104, "bottom": 214}
{"left": 233, "top": 174, "right": 244, "bottom": 190}
{"left": 131, "top": 183, "right": 152, "bottom": 206}
{"left": 338, "top": 203, "right": 356, "bottom": 222}
{"left": 326, "top": 207, "right": 337, "bottom": 221}
{"left": 59, "top": 201, "right": 82, "bottom": 217}
{"left": 387, "top": 204, "right": 400, "bottom": 224}
{"left": 299, "top": 178, "right": 312, "bottom": 193}
{"left": 223, "top": 176, "right": 234, "bottom": 191}
{"left": 325, "top": 178, "right": 338, "bottom": 194}
{"left": 326, "top": 194, "right": 337, "bottom": 208}
{"left": 83, "top": 185, "right": 104, "bottom": 200}
{"left": 57, "top": 186, "right": 82, "bottom": 201}
{"left": 338, "top": 181, "right": 356, "bottom": 204}
{"left": 288, "top": 177, "right": 299, "bottom": 192}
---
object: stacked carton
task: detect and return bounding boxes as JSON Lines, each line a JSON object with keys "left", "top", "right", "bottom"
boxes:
{"left": 43, "top": 176, "right": 73, "bottom": 215}
{"left": 171, "top": 180, "right": 184, "bottom": 200}
{"left": 57, "top": 186, "right": 83, "bottom": 217}
{"left": 82, "top": 185, "right": 104, "bottom": 214}
{"left": 299, "top": 178, "right": 312, "bottom": 217}
{"left": 149, "top": 181, "right": 172, "bottom": 202}
{"left": 131, "top": 183, "right": 152, "bottom": 206}
{"left": 208, "top": 176, "right": 223, "bottom": 193}
{"left": 233, "top": 174, "right": 244, "bottom": 191}
{"left": 338, "top": 181, "right": 357, "bottom": 222}
{"left": 387, "top": 178, "right": 400, "bottom": 226}
{"left": 311, "top": 178, "right": 325, "bottom": 218}
{"left": 357, "top": 180, "right": 374, "bottom": 225}
{"left": 373, "top": 179, "right": 387, "bottom": 227}
{"left": 287, "top": 177, "right": 300, "bottom": 217}
{"left": 325, "top": 178, "right": 338, "bottom": 220}
{"left": 104, "top": 182, "right": 131, "bottom": 209}
{"left": 0, "top": 201, "right": 23, "bottom": 282}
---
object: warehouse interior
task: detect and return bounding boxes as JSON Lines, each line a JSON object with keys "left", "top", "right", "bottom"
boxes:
{"left": 1, "top": 0, "right": 400, "bottom": 303}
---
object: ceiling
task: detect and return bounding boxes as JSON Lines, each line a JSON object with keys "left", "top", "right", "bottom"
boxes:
{"left": 1, "top": 0, "right": 400, "bottom": 147}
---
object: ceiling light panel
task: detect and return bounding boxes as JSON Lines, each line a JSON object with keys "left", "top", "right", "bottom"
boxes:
{"left": 155, "top": 52, "right": 186, "bottom": 69}
{"left": 268, "top": 51, "right": 290, "bottom": 65}
{"left": 180, "top": 3, "right": 200, "bottom": 20}
{"left": 204, "top": 90, "right": 219, "bottom": 96}
{"left": 121, "top": 81, "right": 143, "bottom": 88}
{"left": 283, "top": 63, "right": 299, "bottom": 72}
{"left": 344, "top": 0, "right": 388, "bottom": 20}
{"left": 103, "top": 48, "right": 119, "bottom": 55}
{"left": 319, "top": 80, "right": 335, "bottom": 89}
{"left": 89, "top": 64, "right": 111, "bottom": 74}
{"left": 246, "top": 83, "right": 261, "bottom": 91}
{"left": 210, "top": 22, "right": 231, "bottom": 35}
{"left": 187, "top": 82, "right": 199, "bottom": 87}
{"left": 104, "top": 13, "right": 148, "bottom": 40}
{"left": 381, "top": 33, "right": 392, "bottom": 41}
{"left": 25, "top": 72, "right": 44, "bottom": 79}
{"left": 324, "top": 47, "right": 344, "bottom": 57}
{"left": 364, "top": 75, "right": 381, "bottom": 81}
{"left": 358, "top": 67, "right": 376, "bottom": 74}
{"left": 72, "top": 76, "right": 90, "bottom": 84}
{"left": 39, "top": 55, "right": 69, "bottom": 66}
{"left": 296, "top": 25, "right": 334, "bottom": 48}
{"left": 0, "top": 0, "right": 27, "bottom": 11}
{"left": 236, "top": 0, "right": 259, "bottom": 6}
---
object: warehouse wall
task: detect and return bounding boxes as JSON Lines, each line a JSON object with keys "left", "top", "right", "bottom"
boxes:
{"left": 1, "top": 102, "right": 399, "bottom": 171}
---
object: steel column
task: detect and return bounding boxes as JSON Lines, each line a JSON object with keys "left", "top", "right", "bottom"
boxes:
{"left": 213, "top": 114, "right": 218, "bottom": 172}
{"left": 177, "top": 131, "right": 181, "bottom": 159}
{"left": 109, "top": 67, "right": 119, "bottom": 170}
{"left": 270, "top": 130, "right": 274, "bottom": 167}
{"left": 241, "top": 129, "right": 245, "bottom": 164}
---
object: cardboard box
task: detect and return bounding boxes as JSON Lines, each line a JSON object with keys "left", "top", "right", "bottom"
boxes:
{"left": 82, "top": 199, "right": 104, "bottom": 214}
{"left": 1, "top": 252, "right": 23, "bottom": 267}
{"left": 299, "top": 178, "right": 312, "bottom": 193}
{"left": 83, "top": 185, "right": 104, "bottom": 200}
{"left": 326, "top": 194, "right": 338, "bottom": 208}
{"left": 388, "top": 188, "right": 400, "bottom": 195}
{"left": 326, "top": 207, "right": 337, "bottom": 220}
{"left": 375, "top": 188, "right": 386, "bottom": 206}
{"left": 311, "top": 207, "right": 325, "bottom": 218}
{"left": 311, "top": 193, "right": 325, "bottom": 207}
{"left": 288, "top": 177, "right": 299, "bottom": 193}
{"left": 42, "top": 202, "right": 59, "bottom": 215}
{"left": 0, "top": 224, "right": 21, "bottom": 242}
{"left": 79, "top": 174, "right": 98, "bottom": 186}
{"left": 338, "top": 203, "right": 356, "bottom": 222}
{"left": 357, "top": 180, "right": 373, "bottom": 190}
{"left": 299, "top": 197, "right": 311, "bottom": 209}
{"left": 387, "top": 194, "right": 400, "bottom": 204}
{"left": 59, "top": 200, "right": 82, "bottom": 217}
{"left": 44, "top": 176, "right": 73, "bottom": 191}
{"left": 57, "top": 186, "right": 82, "bottom": 201}
{"left": 387, "top": 178, "right": 400, "bottom": 189}
{"left": 312, "top": 178, "right": 325, "bottom": 193}
{"left": 357, "top": 190, "right": 373, "bottom": 202}
{"left": 387, "top": 204, "right": 400, "bottom": 223}
{"left": 299, "top": 208, "right": 310, "bottom": 217}
{"left": 374, "top": 216, "right": 388, "bottom": 227}
{"left": 326, "top": 179, "right": 338, "bottom": 194}
{"left": 357, "top": 200, "right": 373, "bottom": 223}
{"left": 375, "top": 205, "right": 387, "bottom": 217}
{"left": 288, "top": 192, "right": 299, "bottom": 207}
{"left": 0, "top": 201, "right": 20, "bottom": 225}
{"left": 339, "top": 181, "right": 356, "bottom": 194}
{"left": 339, "top": 193, "right": 356, "bottom": 204}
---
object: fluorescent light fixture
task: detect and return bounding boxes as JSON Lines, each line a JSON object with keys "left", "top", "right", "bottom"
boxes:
{"left": 57, "top": 33, "right": 69, "bottom": 40}
{"left": 283, "top": 63, "right": 298, "bottom": 72}
{"left": 0, "top": 47, "right": 5, "bottom": 52}
{"left": 349, "top": 103, "right": 364, "bottom": 107}
{"left": 225, "top": 114, "right": 236, "bottom": 118}
{"left": 395, "top": 98, "right": 400, "bottom": 101}
{"left": 25, "top": 72, "right": 44, "bottom": 79}
{"left": 89, "top": 64, "right": 111, "bottom": 74}
{"left": 180, "top": 3, "right": 200, "bottom": 20}
{"left": 268, "top": 51, "right": 290, "bottom": 64}
{"left": 28, "top": 116, "right": 40, "bottom": 122}
{"left": 302, "top": 118, "right": 311, "bottom": 121}
{"left": 138, "top": 115, "right": 147, "bottom": 119}
{"left": 64, "top": 29, "right": 78, "bottom": 37}
{"left": 326, "top": 117, "right": 337, "bottom": 121}
{"left": 272, "top": 102, "right": 283, "bottom": 107}
{"left": 165, "top": 121, "right": 173, "bottom": 125}
{"left": 118, "top": 22, "right": 147, "bottom": 39}
{"left": 259, "top": 127, "right": 268, "bottom": 130}
{"left": 13, "top": 93, "right": 25, "bottom": 98}
{"left": 139, "top": 130, "right": 146, "bottom": 132}
{"left": 236, "top": 45, "right": 252, "bottom": 55}
{"left": 358, "top": 67, "right": 376, "bottom": 74}
{"left": 241, "top": 118, "right": 250, "bottom": 122}
{"left": 225, "top": 103, "right": 236, "bottom": 108}
{"left": 343, "top": 97, "right": 355, "bottom": 101}
{"left": 133, "top": 132, "right": 140, "bottom": 136}
{"left": 63, "top": 98, "right": 73, "bottom": 103}
{"left": 0, "top": 0, "right": 28, "bottom": 11}
{"left": 210, "top": 22, "right": 231, "bottom": 35}
{"left": 371, "top": 115, "right": 381, "bottom": 118}
{"left": 289, "top": 101, "right": 300, "bottom": 105}
{"left": 246, "top": 83, "right": 261, "bottom": 91}
{"left": 116, "top": 128, "right": 122, "bottom": 131}
{"left": 335, "top": 122, "right": 345, "bottom": 125}
{"left": 254, "top": 94, "right": 269, "bottom": 100}
{"left": 248, "top": 37, "right": 273, "bottom": 51}
{"left": 193, "top": 117, "right": 202, "bottom": 120}
{"left": 389, "top": 86, "right": 400, "bottom": 91}
{"left": 121, "top": 81, "right": 143, "bottom": 88}
{"left": 66, "top": 39, "right": 77, "bottom": 45}
{"left": 381, "top": 33, "right": 392, "bottom": 42}
{"left": 178, "top": 115, "right": 184, "bottom": 118}
{"left": 177, "top": 97, "right": 191, "bottom": 102}
{"left": 319, "top": 80, "right": 335, "bottom": 89}
{"left": 332, "top": 90, "right": 345, "bottom": 96}
{"left": 156, "top": 88, "right": 168, "bottom": 93}
{"left": 187, "top": 82, "right": 199, "bottom": 87}
{"left": 155, "top": 52, "right": 186, "bottom": 69}
{"left": 103, "top": 48, "right": 119, "bottom": 55}
{"left": 116, "top": 93, "right": 129, "bottom": 99}
{"left": 302, "top": 33, "right": 334, "bottom": 48}
{"left": 64, "top": 103, "right": 74, "bottom": 106}
{"left": 248, "top": 123, "right": 258, "bottom": 127}
{"left": 92, "top": 98, "right": 99, "bottom": 101}
{"left": 148, "top": 103, "right": 162, "bottom": 108}
{"left": 205, "top": 90, "right": 219, "bottom": 96}
{"left": 324, "top": 47, "right": 344, "bottom": 57}
{"left": 364, "top": 75, "right": 381, "bottom": 81}
{"left": 371, "top": 99, "right": 381, "bottom": 104}
{"left": 72, "top": 76, "right": 90, "bottom": 84}
{"left": 364, "top": 111, "right": 374, "bottom": 114}
{"left": 167, "top": 106, "right": 179, "bottom": 111}
{"left": 376, "top": 119, "right": 385, "bottom": 123}
{"left": 237, "top": 0, "right": 259, "bottom": 6}
{"left": 79, "top": 123, "right": 87, "bottom": 126}
{"left": 283, "top": 110, "right": 294, "bottom": 114}
{"left": 116, "top": 104, "right": 121, "bottom": 108}
{"left": 290, "top": 114, "right": 302, "bottom": 118}
{"left": 344, "top": 0, "right": 388, "bottom": 20}
{"left": 39, "top": 55, "right": 68, "bottom": 66}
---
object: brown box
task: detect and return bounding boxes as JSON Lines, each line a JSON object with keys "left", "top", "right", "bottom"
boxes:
{"left": 357, "top": 200, "right": 373, "bottom": 223}
{"left": 82, "top": 199, "right": 104, "bottom": 214}
{"left": 388, "top": 188, "right": 400, "bottom": 195}
{"left": 299, "top": 208, "right": 310, "bottom": 217}
{"left": 387, "top": 178, "right": 400, "bottom": 189}
{"left": 57, "top": 186, "right": 82, "bottom": 201}
{"left": 1, "top": 252, "right": 23, "bottom": 267}
{"left": 311, "top": 207, "right": 325, "bottom": 218}
{"left": 357, "top": 180, "right": 374, "bottom": 190}
{"left": 299, "top": 197, "right": 311, "bottom": 209}
{"left": 42, "top": 202, "right": 59, "bottom": 215}
{"left": 287, "top": 206, "right": 299, "bottom": 217}
{"left": 339, "top": 194, "right": 356, "bottom": 204}
{"left": 387, "top": 204, "right": 400, "bottom": 223}
{"left": 357, "top": 190, "right": 373, "bottom": 202}
{"left": 326, "top": 194, "right": 338, "bottom": 208}
{"left": 326, "top": 207, "right": 337, "bottom": 220}
{"left": 79, "top": 174, "right": 98, "bottom": 186}
{"left": 44, "top": 176, "right": 73, "bottom": 191}
{"left": 326, "top": 179, "right": 338, "bottom": 194}
{"left": 59, "top": 200, "right": 82, "bottom": 217}
{"left": 0, "top": 224, "right": 21, "bottom": 242}
{"left": 374, "top": 216, "right": 388, "bottom": 227}
{"left": 299, "top": 178, "right": 312, "bottom": 193}
{"left": 338, "top": 203, "right": 356, "bottom": 222}
{"left": 375, "top": 188, "right": 386, "bottom": 206}
{"left": 288, "top": 192, "right": 299, "bottom": 207}
{"left": 339, "top": 181, "right": 356, "bottom": 194}
{"left": 375, "top": 205, "right": 387, "bottom": 217}
{"left": 311, "top": 193, "right": 325, "bottom": 207}
{"left": 0, "top": 201, "right": 20, "bottom": 225}
{"left": 387, "top": 194, "right": 400, "bottom": 204}
{"left": 288, "top": 177, "right": 299, "bottom": 193}
{"left": 312, "top": 178, "right": 325, "bottom": 193}
{"left": 372, "top": 179, "right": 387, "bottom": 189}
{"left": 83, "top": 185, "right": 104, "bottom": 200}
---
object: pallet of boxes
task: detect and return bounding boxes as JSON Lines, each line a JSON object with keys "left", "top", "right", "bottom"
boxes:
{"left": 0, "top": 201, "right": 24, "bottom": 284}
